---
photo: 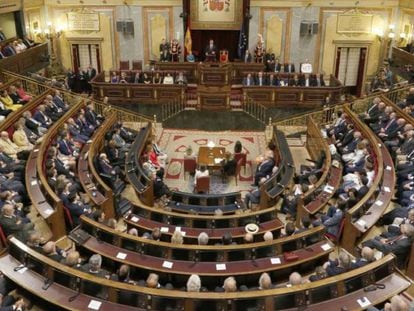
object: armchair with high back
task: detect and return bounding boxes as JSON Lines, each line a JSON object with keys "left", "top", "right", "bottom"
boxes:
{"left": 195, "top": 176, "right": 210, "bottom": 194}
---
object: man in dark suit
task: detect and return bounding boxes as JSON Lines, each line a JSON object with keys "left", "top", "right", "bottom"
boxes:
{"left": 255, "top": 71, "right": 267, "bottom": 86}
{"left": 85, "top": 103, "right": 103, "bottom": 128}
{"left": 0, "top": 204, "right": 34, "bottom": 242}
{"left": 253, "top": 151, "right": 275, "bottom": 186}
{"left": 351, "top": 246, "right": 375, "bottom": 269}
{"left": 362, "top": 223, "right": 414, "bottom": 267}
{"left": 377, "top": 112, "right": 398, "bottom": 137}
{"left": 379, "top": 118, "right": 405, "bottom": 141}
{"left": 53, "top": 90, "right": 69, "bottom": 112}
{"left": 284, "top": 63, "right": 295, "bottom": 73}
{"left": 271, "top": 58, "right": 282, "bottom": 73}
{"left": 243, "top": 50, "right": 252, "bottom": 63}
{"left": 204, "top": 39, "right": 218, "bottom": 62}
{"left": 22, "top": 111, "right": 46, "bottom": 136}
{"left": 33, "top": 104, "right": 52, "bottom": 128}
{"left": 243, "top": 73, "right": 254, "bottom": 86}
{"left": 2, "top": 43, "right": 15, "bottom": 57}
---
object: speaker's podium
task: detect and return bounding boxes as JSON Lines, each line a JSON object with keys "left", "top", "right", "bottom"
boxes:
{"left": 197, "top": 61, "right": 231, "bottom": 111}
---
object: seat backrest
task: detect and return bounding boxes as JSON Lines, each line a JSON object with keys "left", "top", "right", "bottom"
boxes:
{"left": 0, "top": 225, "right": 8, "bottom": 247}
{"left": 132, "top": 60, "right": 143, "bottom": 70}
{"left": 234, "top": 153, "right": 246, "bottom": 166}
{"left": 195, "top": 176, "right": 210, "bottom": 193}
{"left": 63, "top": 205, "right": 74, "bottom": 229}
{"left": 184, "top": 157, "right": 197, "bottom": 173}
{"left": 119, "top": 60, "right": 130, "bottom": 70}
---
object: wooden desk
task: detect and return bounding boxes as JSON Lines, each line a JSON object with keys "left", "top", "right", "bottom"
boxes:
{"left": 197, "top": 146, "right": 225, "bottom": 168}
{"left": 6, "top": 236, "right": 409, "bottom": 311}
{"left": 0, "top": 43, "right": 49, "bottom": 74}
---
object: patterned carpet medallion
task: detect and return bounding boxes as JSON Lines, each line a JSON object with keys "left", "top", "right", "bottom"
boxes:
{"left": 157, "top": 129, "right": 267, "bottom": 196}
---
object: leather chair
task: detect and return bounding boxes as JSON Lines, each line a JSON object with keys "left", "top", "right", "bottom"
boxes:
{"left": 234, "top": 152, "right": 247, "bottom": 173}
{"left": 183, "top": 157, "right": 197, "bottom": 180}
{"left": 195, "top": 176, "right": 210, "bottom": 194}
{"left": 119, "top": 60, "right": 130, "bottom": 70}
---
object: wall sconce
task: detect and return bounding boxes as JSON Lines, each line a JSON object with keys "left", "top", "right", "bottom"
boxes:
{"left": 372, "top": 27, "right": 384, "bottom": 41}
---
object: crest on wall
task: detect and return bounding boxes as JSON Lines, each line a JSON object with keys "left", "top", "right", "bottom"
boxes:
{"left": 203, "top": 0, "right": 230, "bottom": 12}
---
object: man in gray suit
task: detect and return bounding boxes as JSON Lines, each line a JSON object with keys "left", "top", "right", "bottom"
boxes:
{"left": 0, "top": 204, "right": 34, "bottom": 242}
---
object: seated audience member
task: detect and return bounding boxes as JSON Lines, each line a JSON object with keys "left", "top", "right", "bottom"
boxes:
{"left": 244, "top": 232, "right": 254, "bottom": 243}
{"left": 85, "top": 103, "right": 103, "bottom": 128}
{"left": 133, "top": 72, "right": 141, "bottom": 83}
{"left": 222, "top": 232, "right": 234, "bottom": 245}
{"left": 0, "top": 89, "right": 22, "bottom": 111}
{"left": 176, "top": 72, "right": 187, "bottom": 85}
{"left": 281, "top": 193, "right": 298, "bottom": 218}
{"left": 382, "top": 209, "right": 414, "bottom": 238}
{"left": 153, "top": 169, "right": 170, "bottom": 201}
{"left": 0, "top": 131, "right": 29, "bottom": 160}
{"left": 163, "top": 73, "right": 174, "bottom": 84}
{"left": 98, "top": 153, "right": 121, "bottom": 178}
{"left": 351, "top": 246, "right": 375, "bottom": 268}
{"left": 146, "top": 273, "right": 160, "bottom": 288}
{"left": 33, "top": 104, "right": 52, "bottom": 128}
{"left": 118, "top": 71, "right": 128, "bottom": 84}
{"left": 221, "top": 151, "right": 237, "bottom": 176}
{"left": 22, "top": 111, "right": 47, "bottom": 136}
{"left": 26, "top": 231, "right": 43, "bottom": 253}
{"left": 367, "top": 294, "right": 409, "bottom": 311}
{"left": 253, "top": 150, "right": 275, "bottom": 186}
{"left": 67, "top": 117, "right": 89, "bottom": 144}
{"left": 171, "top": 230, "right": 184, "bottom": 244}
{"left": 244, "top": 177, "right": 266, "bottom": 209}
{"left": 142, "top": 73, "right": 151, "bottom": 84}
{"left": 43, "top": 241, "right": 65, "bottom": 262}
{"left": 81, "top": 254, "right": 108, "bottom": 298}
{"left": 194, "top": 165, "right": 209, "bottom": 186}
{"left": 362, "top": 223, "right": 414, "bottom": 266}
{"left": 313, "top": 199, "right": 346, "bottom": 238}
{"left": 63, "top": 250, "right": 82, "bottom": 269}
{"left": 12, "top": 122, "right": 33, "bottom": 151}
{"left": 53, "top": 89, "right": 69, "bottom": 112}
{"left": 323, "top": 251, "right": 351, "bottom": 276}
{"left": 0, "top": 204, "right": 34, "bottom": 242}
{"left": 288, "top": 272, "right": 304, "bottom": 286}
{"left": 263, "top": 231, "right": 273, "bottom": 241}
{"left": 309, "top": 266, "right": 327, "bottom": 282}
{"left": 8, "top": 86, "right": 27, "bottom": 105}
{"left": 258, "top": 272, "right": 273, "bottom": 289}
{"left": 153, "top": 72, "right": 163, "bottom": 84}
{"left": 110, "top": 72, "right": 119, "bottom": 83}
{"left": 223, "top": 276, "right": 237, "bottom": 292}
{"left": 15, "top": 82, "right": 32, "bottom": 102}
{"left": 255, "top": 71, "right": 267, "bottom": 86}
{"left": 198, "top": 232, "right": 209, "bottom": 245}
{"left": 186, "top": 274, "right": 202, "bottom": 292}
{"left": 150, "top": 136, "right": 168, "bottom": 167}
{"left": 65, "top": 191, "right": 91, "bottom": 226}
{"left": 243, "top": 73, "right": 254, "bottom": 86}
{"left": 112, "top": 127, "right": 130, "bottom": 152}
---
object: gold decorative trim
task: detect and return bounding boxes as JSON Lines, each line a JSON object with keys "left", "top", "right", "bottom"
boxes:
{"left": 143, "top": 6, "right": 174, "bottom": 66}
{"left": 259, "top": 7, "right": 291, "bottom": 63}
{"left": 190, "top": 0, "right": 243, "bottom": 30}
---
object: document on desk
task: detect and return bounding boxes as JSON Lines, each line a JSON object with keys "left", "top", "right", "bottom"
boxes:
{"left": 216, "top": 264, "right": 226, "bottom": 271}
{"left": 270, "top": 257, "right": 281, "bottom": 264}
{"left": 357, "top": 297, "right": 371, "bottom": 308}
{"left": 214, "top": 158, "right": 223, "bottom": 164}
{"left": 116, "top": 252, "right": 127, "bottom": 260}
{"left": 162, "top": 261, "right": 173, "bottom": 269}
{"left": 88, "top": 300, "right": 102, "bottom": 310}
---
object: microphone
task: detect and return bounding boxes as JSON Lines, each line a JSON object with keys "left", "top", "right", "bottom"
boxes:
{"left": 95, "top": 228, "right": 103, "bottom": 244}
{"left": 14, "top": 253, "right": 28, "bottom": 271}
{"left": 287, "top": 163, "right": 295, "bottom": 168}
{"left": 277, "top": 182, "right": 285, "bottom": 188}
{"left": 127, "top": 167, "right": 135, "bottom": 173}
{"left": 68, "top": 278, "right": 81, "bottom": 302}
{"left": 251, "top": 248, "right": 258, "bottom": 266}
{"left": 140, "top": 242, "right": 145, "bottom": 255}
{"left": 42, "top": 277, "right": 53, "bottom": 290}
{"left": 211, "top": 219, "right": 216, "bottom": 229}
{"left": 193, "top": 250, "right": 199, "bottom": 262}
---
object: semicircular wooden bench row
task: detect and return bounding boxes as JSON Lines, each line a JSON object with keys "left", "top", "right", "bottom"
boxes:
{"left": 3, "top": 236, "right": 410, "bottom": 311}
{"left": 78, "top": 214, "right": 326, "bottom": 261}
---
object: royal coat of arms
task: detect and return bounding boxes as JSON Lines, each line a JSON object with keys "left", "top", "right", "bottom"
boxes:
{"left": 203, "top": 0, "right": 230, "bottom": 12}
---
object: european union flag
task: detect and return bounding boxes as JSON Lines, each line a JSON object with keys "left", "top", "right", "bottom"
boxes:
{"left": 238, "top": 21, "right": 247, "bottom": 59}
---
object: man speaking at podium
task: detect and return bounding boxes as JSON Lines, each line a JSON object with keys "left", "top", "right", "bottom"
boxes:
{"left": 205, "top": 39, "right": 218, "bottom": 62}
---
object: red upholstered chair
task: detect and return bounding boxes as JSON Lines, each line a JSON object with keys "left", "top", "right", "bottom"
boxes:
{"left": 195, "top": 176, "right": 210, "bottom": 194}
{"left": 183, "top": 158, "right": 197, "bottom": 180}
{"left": 220, "top": 50, "right": 228, "bottom": 63}
{"left": 325, "top": 217, "right": 345, "bottom": 244}
{"left": 0, "top": 225, "right": 8, "bottom": 248}
{"left": 119, "top": 60, "right": 130, "bottom": 70}
{"left": 63, "top": 205, "right": 74, "bottom": 230}
{"left": 234, "top": 152, "right": 247, "bottom": 173}
{"left": 132, "top": 60, "right": 143, "bottom": 70}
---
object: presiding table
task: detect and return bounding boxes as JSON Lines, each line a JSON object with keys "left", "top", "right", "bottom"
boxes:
{"left": 198, "top": 146, "right": 226, "bottom": 169}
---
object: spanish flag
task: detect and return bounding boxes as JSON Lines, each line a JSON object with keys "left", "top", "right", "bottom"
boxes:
{"left": 184, "top": 27, "right": 192, "bottom": 54}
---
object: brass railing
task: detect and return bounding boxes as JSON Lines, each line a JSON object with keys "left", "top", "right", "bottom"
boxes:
{"left": 0, "top": 70, "right": 153, "bottom": 126}
{"left": 161, "top": 97, "right": 185, "bottom": 122}
{"left": 243, "top": 97, "right": 268, "bottom": 125}
{"left": 275, "top": 83, "right": 414, "bottom": 132}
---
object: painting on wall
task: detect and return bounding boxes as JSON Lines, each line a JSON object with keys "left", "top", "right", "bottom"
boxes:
{"left": 190, "top": 0, "right": 243, "bottom": 30}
